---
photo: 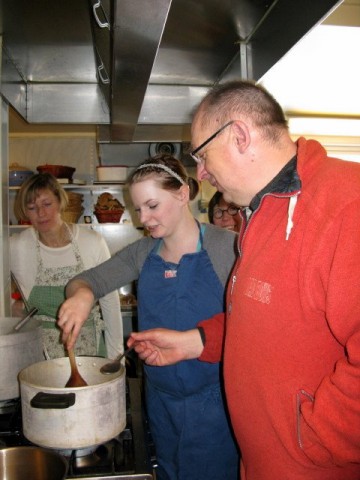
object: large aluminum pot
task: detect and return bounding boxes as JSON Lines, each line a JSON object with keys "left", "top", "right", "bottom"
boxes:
{"left": 19, "top": 356, "right": 126, "bottom": 450}
{"left": 0, "top": 317, "right": 43, "bottom": 401}
{"left": 0, "top": 446, "right": 68, "bottom": 480}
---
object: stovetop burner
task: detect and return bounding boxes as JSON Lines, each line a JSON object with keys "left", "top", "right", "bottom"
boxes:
{"left": 0, "top": 378, "right": 155, "bottom": 479}
{"left": 0, "top": 398, "right": 20, "bottom": 415}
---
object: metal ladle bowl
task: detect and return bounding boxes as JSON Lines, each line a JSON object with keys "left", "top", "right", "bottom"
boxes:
{"left": 100, "top": 345, "right": 135, "bottom": 374}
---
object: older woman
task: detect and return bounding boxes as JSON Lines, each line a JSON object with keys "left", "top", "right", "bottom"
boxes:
{"left": 208, "top": 191, "right": 242, "bottom": 232}
{"left": 10, "top": 172, "right": 123, "bottom": 359}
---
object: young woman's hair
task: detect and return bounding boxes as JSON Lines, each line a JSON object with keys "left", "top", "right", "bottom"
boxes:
{"left": 128, "top": 154, "right": 199, "bottom": 201}
{"left": 14, "top": 172, "right": 69, "bottom": 221}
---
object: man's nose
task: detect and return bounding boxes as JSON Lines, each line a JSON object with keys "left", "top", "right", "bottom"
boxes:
{"left": 196, "top": 162, "right": 208, "bottom": 181}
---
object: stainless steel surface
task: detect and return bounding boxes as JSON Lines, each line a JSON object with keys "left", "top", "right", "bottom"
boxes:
{"left": 67, "top": 476, "right": 153, "bottom": 480}
{"left": 19, "top": 357, "right": 126, "bottom": 450}
{"left": 0, "top": 0, "right": 341, "bottom": 141}
{"left": 100, "top": 345, "right": 135, "bottom": 374}
{"left": 0, "top": 446, "right": 68, "bottom": 480}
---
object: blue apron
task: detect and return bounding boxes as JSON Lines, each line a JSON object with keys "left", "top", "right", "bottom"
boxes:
{"left": 137, "top": 224, "right": 239, "bottom": 480}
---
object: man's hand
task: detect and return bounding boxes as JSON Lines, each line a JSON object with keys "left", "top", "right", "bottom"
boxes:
{"left": 128, "top": 328, "right": 204, "bottom": 366}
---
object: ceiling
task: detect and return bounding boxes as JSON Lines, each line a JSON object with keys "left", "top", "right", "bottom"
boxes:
{"left": 0, "top": 0, "right": 349, "bottom": 142}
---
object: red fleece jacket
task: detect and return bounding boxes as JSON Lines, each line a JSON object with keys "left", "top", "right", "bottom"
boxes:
{"left": 199, "top": 138, "right": 360, "bottom": 480}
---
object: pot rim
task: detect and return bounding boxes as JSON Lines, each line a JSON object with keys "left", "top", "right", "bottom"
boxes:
{"left": 18, "top": 356, "right": 125, "bottom": 391}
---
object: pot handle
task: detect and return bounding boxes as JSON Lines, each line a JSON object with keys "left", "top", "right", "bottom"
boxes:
{"left": 30, "top": 392, "right": 76, "bottom": 409}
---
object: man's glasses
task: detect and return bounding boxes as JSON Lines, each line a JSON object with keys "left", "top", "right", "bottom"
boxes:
{"left": 190, "top": 121, "right": 234, "bottom": 164}
{"left": 213, "top": 205, "right": 240, "bottom": 219}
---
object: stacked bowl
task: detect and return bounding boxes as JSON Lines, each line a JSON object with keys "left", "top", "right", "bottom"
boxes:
{"left": 62, "top": 191, "right": 84, "bottom": 223}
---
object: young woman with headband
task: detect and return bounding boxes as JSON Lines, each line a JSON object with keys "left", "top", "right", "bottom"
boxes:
{"left": 58, "top": 154, "right": 239, "bottom": 480}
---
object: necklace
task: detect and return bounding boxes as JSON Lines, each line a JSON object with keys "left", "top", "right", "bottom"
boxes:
{"left": 38, "top": 223, "right": 72, "bottom": 248}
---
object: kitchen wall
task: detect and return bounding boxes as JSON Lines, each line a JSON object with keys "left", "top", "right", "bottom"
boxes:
{"left": 7, "top": 108, "right": 216, "bottom": 258}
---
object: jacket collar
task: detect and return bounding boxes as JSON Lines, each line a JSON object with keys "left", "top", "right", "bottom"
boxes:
{"left": 249, "top": 155, "right": 301, "bottom": 212}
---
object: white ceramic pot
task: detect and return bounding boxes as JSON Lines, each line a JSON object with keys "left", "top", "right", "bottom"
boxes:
{"left": 96, "top": 165, "right": 128, "bottom": 181}
{"left": 0, "top": 317, "right": 43, "bottom": 401}
{"left": 18, "top": 356, "right": 126, "bottom": 450}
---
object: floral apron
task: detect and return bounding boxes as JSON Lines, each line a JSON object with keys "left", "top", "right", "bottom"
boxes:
{"left": 28, "top": 225, "right": 104, "bottom": 359}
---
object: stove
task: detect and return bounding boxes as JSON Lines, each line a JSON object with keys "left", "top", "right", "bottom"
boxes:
{"left": 0, "top": 377, "right": 156, "bottom": 480}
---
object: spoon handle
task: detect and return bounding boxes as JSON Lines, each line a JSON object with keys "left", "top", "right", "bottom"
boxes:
{"left": 117, "top": 344, "right": 135, "bottom": 362}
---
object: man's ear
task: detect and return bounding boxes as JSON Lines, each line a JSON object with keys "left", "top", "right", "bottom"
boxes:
{"left": 232, "top": 121, "right": 250, "bottom": 153}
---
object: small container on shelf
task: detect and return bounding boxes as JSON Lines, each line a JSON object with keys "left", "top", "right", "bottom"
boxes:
{"left": 61, "top": 191, "right": 84, "bottom": 223}
{"left": 94, "top": 192, "right": 125, "bottom": 223}
{"left": 94, "top": 209, "right": 124, "bottom": 223}
{"left": 96, "top": 165, "right": 127, "bottom": 182}
{"left": 37, "top": 164, "right": 76, "bottom": 180}
{"left": 9, "top": 163, "right": 34, "bottom": 186}
{"left": 62, "top": 208, "right": 84, "bottom": 224}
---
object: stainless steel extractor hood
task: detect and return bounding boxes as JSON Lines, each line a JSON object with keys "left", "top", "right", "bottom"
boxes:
{"left": 0, "top": 0, "right": 342, "bottom": 142}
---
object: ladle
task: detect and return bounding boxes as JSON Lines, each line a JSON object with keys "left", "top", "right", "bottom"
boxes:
{"left": 100, "top": 345, "right": 135, "bottom": 375}
{"left": 65, "top": 334, "right": 88, "bottom": 388}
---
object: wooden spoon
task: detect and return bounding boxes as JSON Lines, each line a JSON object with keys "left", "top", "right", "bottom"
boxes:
{"left": 65, "top": 335, "right": 88, "bottom": 388}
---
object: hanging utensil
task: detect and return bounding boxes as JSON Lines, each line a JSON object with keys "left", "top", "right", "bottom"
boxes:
{"left": 100, "top": 345, "right": 135, "bottom": 375}
{"left": 13, "top": 306, "right": 39, "bottom": 332}
{"left": 11, "top": 271, "right": 31, "bottom": 312}
{"left": 11, "top": 271, "right": 51, "bottom": 361}
{"left": 65, "top": 333, "right": 88, "bottom": 388}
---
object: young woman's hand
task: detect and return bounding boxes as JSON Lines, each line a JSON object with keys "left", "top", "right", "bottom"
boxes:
{"left": 57, "top": 281, "right": 95, "bottom": 350}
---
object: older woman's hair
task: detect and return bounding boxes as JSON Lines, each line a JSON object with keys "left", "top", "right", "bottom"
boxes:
{"left": 14, "top": 172, "right": 68, "bottom": 221}
{"left": 208, "top": 191, "right": 223, "bottom": 224}
{"left": 128, "top": 153, "right": 199, "bottom": 201}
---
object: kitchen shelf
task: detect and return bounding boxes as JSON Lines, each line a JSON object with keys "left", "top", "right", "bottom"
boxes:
{"left": 9, "top": 182, "right": 126, "bottom": 191}
{"left": 9, "top": 222, "right": 130, "bottom": 229}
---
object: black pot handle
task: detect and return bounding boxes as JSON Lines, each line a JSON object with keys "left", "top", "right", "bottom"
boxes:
{"left": 30, "top": 392, "right": 76, "bottom": 409}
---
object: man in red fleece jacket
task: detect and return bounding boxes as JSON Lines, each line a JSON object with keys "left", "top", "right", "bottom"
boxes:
{"left": 129, "top": 80, "right": 360, "bottom": 480}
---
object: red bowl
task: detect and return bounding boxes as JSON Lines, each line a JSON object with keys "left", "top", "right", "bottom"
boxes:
{"left": 94, "top": 209, "right": 124, "bottom": 223}
{"left": 37, "top": 164, "right": 76, "bottom": 180}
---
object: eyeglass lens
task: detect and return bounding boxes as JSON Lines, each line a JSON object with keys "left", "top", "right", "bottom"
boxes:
{"left": 214, "top": 206, "right": 239, "bottom": 218}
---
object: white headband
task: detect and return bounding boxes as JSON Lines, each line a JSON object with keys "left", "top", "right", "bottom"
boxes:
{"left": 135, "top": 163, "right": 186, "bottom": 186}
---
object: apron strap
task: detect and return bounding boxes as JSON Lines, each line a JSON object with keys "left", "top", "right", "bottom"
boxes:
{"left": 155, "top": 222, "right": 207, "bottom": 255}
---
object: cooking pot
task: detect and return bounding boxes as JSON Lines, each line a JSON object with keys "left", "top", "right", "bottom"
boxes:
{"left": 0, "top": 446, "right": 68, "bottom": 480}
{"left": 0, "top": 317, "right": 43, "bottom": 401}
{"left": 19, "top": 356, "right": 126, "bottom": 450}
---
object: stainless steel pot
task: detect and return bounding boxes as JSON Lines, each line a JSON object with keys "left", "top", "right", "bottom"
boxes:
{"left": 0, "top": 317, "right": 43, "bottom": 401}
{"left": 19, "top": 356, "right": 126, "bottom": 450}
{"left": 0, "top": 446, "right": 68, "bottom": 480}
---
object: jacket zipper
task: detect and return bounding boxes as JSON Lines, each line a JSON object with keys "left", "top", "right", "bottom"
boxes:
{"left": 230, "top": 190, "right": 301, "bottom": 301}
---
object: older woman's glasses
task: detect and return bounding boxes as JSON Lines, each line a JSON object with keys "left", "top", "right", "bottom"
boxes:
{"left": 190, "top": 121, "right": 234, "bottom": 164}
{"left": 213, "top": 205, "right": 240, "bottom": 219}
